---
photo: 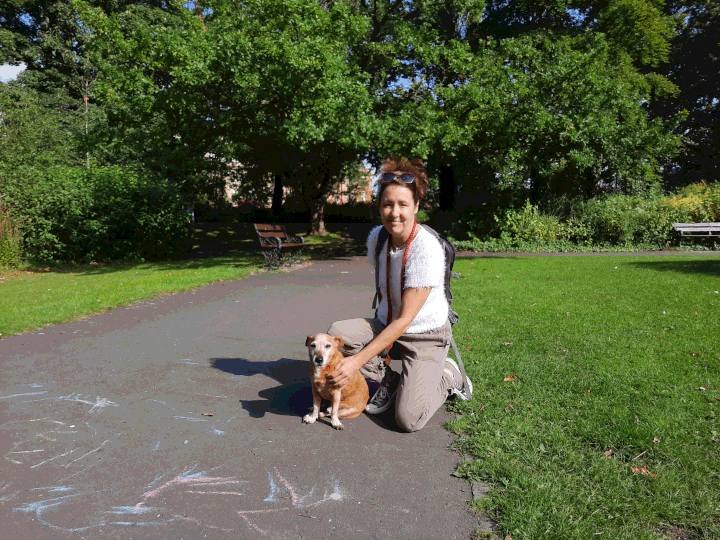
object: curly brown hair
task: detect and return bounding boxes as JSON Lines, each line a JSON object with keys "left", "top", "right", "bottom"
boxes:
{"left": 377, "top": 157, "right": 428, "bottom": 204}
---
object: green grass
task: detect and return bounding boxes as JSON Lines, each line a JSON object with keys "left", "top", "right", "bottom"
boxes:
{"left": 447, "top": 255, "right": 720, "bottom": 540}
{"left": 0, "top": 222, "right": 348, "bottom": 338}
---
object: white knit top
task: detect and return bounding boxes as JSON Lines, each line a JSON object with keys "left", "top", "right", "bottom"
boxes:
{"left": 367, "top": 224, "right": 449, "bottom": 334}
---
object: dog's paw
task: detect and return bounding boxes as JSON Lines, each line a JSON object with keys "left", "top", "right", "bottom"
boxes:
{"left": 331, "top": 421, "right": 345, "bottom": 430}
{"left": 302, "top": 414, "right": 316, "bottom": 424}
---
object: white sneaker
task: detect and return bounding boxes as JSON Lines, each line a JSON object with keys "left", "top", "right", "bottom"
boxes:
{"left": 444, "top": 358, "right": 473, "bottom": 401}
{"left": 365, "top": 374, "right": 398, "bottom": 414}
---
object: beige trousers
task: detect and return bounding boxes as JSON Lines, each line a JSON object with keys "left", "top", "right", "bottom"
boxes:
{"left": 327, "top": 318, "right": 453, "bottom": 432}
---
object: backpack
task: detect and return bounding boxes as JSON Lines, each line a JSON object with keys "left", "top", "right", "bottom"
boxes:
{"left": 371, "top": 224, "right": 472, "bottom": 399}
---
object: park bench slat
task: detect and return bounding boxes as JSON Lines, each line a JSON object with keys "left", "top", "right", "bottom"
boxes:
{"left": 254, "top": 223, "right": 305, "bottom": 268}
{"left": 672, "top": 222, "right": 720, "bottom": 249}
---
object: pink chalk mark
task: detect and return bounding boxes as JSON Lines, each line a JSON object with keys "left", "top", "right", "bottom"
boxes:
{"left": 240, "top": 514, "right": 268, "bottom": 535}
{"left": 186, "top": 491, "right": 244, "bottom": 496}
{"left": 134, "top": 474, "right": 242, "bottom": 511}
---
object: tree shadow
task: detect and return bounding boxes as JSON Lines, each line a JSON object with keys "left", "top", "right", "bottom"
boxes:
{"left": 629, "top": 259, "right": 720, "bottom": 277}
{"left": 210, "top": 357, "right": 311, "bottom": 418}
{"left": 23, "top": 221, "right": 373, "bottom": 277}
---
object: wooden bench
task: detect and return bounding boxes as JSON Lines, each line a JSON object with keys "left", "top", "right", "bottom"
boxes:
{"left": 672, "top": 223, "right": 720, "bottom": 249}
{"left": 254, "top": 223, "right": 306, "bottom": 268}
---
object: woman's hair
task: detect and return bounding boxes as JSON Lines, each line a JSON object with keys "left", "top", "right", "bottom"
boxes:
{"left": 377, "top": 157, "right": 428, "bottom": 204}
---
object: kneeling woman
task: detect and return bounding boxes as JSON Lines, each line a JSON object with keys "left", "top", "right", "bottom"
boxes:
{"left": 326, "top": 157, "right": 472, "bottom": 432}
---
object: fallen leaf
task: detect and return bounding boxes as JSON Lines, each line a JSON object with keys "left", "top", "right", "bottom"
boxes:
{"left": 699, "top": 386, "right": 708, "bottom": 391}
{"left": 604, "top": 449, "right": 612, "bottom": 457}
{"left": 503, "top": 342, "right": 513, "bottom": 346}
{"left": 202, "top": 413, "right": 214, "bottom": 416}
{"left": 653, "top": 437, "right": 660, "bottom": 444}
{"left": 650, "top": 473, "right": 658, "bottom": 477}
{"left": 479, "top": 404, "right": 485, "bottom": 412}
{"left": 587, "top": 389, "right": 591, "bottom": 395}
{"left": 508, "top": 403, "right": 514, "bottom": 410}
{"left": 504, "top": 375, "right": 517, "bottom": 382}
{"left": 565, "top": 312, "right": 570, "bottom": 316}
{"left": 631, "top": 466, "right": 650, "bottom": 475}
{"left": 715, "top": 398, "right": 720, "bottom": 402}
{"left": 465, "top": 346, "right": 472, "bottom": 350}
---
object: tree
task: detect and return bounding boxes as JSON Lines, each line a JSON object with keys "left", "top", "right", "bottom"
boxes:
{"left": 649, "top": 0, "right": 720, "bottom": 187}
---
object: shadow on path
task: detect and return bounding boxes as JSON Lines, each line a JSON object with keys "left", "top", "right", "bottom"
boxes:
{"left": 210, "top": 356, "right": 405, "bottom": 431}
{"left": 211, "top": 357, "right": 310, "bottom": 418}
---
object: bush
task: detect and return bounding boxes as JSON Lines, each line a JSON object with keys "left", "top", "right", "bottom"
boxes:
{"left": 494, "top": 201, "right": 566, "bottom": 243}
{"left": 575, "top": 193, "right": 675, "bottom": 246}
{"left": 661, "top": 182, "right": 720, "bottom": 223}
{"left": 0, "top": 199, "right": 23, "bottom": 267}
{"left": 5, "top": 166, "right": 191, "bottom": 263}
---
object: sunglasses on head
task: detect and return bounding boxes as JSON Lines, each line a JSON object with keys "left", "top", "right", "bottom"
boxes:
{"left": 380, "top": 173, "right": 416, "bottom": 184}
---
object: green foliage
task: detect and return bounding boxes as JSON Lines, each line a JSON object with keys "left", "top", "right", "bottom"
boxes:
{"left": 0, "top": 199, "right": 23, "bottom": 268}
{"left": 494, "top": 201, "right": 567, "bottom": 243}
{"left": 446, "top": 183, "right": 720, "bottom": 250}
{"left": 661, "top": 182, "right": 720, "bottom": 222}
{"left": 4, "top": 166, "right": 190, "bottom": 263}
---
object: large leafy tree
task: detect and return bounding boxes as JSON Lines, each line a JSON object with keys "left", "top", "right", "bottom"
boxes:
{"left": 81, "top": 0, "right": 381, "bottom": 234}
{"left": 649, "top": 0, "right": 719, "bottom": 187}
{"left": 406, "top": 0, "right": 682, "bottom": 207}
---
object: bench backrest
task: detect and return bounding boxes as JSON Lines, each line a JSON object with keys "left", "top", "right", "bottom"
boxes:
{"left": 254, "top": 223, "right": 289, "bottom": 239}
{"left": 673, "top": 223, "right": 720, "bottom": 231}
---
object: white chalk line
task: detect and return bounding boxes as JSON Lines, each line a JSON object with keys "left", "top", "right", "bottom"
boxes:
{"left": 0, "top": 391, "right": 48, "bottom": 400}
{"left": 30, "top": 449, "right": 79, "bottom": 469}
{"left": 65, "top": 441, "right": 110, "bottom": 468}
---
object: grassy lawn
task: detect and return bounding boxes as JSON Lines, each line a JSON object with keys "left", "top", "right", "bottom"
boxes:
{"left": 447, "top": 255, "right": 720, "bottom": 539}
{"left": 0, "top": 222, "right": 349, "bottom": 338}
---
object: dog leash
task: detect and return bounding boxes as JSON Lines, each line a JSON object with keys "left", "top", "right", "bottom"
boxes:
{"left": 380, "top": 220, "right": 418, "bottom": 360}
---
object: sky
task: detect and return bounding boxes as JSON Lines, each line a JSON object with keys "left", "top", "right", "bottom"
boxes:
{"left": 0, "top": 63, "right": 26, "bottom": 81}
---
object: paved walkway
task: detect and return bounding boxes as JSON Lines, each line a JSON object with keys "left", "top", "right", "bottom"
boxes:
{"left": 0, "top": 257, "right": 481, "bottom": 540}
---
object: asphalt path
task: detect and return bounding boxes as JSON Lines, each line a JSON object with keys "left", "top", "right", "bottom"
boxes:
{"left": 0, "top": 256, "right": 480, "bottom": 540}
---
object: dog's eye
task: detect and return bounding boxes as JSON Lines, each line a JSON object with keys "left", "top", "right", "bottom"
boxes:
{"left": 324, "top": 343, "right": 331, "bottom": 349}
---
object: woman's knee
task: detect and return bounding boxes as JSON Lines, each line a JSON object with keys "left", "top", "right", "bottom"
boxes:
{"left": 395, "top": 404, "right": 428, "bottom": 433}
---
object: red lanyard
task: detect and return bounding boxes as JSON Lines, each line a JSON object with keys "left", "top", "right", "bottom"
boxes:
{"left": 385, "top": 220, "right": 418, "bottom": 326}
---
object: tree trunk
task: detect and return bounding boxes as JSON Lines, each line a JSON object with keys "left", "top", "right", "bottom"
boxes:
{"left": 272, "top": 173, "right": 284, "bottom": 214}
{"left": 439, "top": 164, "right": 456, "bottom": 211}
{"left": 309, "top": 198, "right": 327, "bottom": 236}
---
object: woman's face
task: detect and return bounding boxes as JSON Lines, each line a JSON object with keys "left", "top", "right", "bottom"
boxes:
{"left": 380, "top": 180, "right": 419, "bottom": 244}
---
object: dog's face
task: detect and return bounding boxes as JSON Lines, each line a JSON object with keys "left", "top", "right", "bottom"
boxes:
{"left": 305, "top": 333, "right": 344, "bottom": 368}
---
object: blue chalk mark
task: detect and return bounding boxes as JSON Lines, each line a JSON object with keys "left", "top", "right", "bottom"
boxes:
{"left": 29, "top": 486, "right": 73, "bottom": 493}
{"left": 173, "top": 416, "right": 207, "bottom": 422}
{"left": 213, "top": 429, "right": 226, "bottom": 436}
{"left": 28, "top": 383, "right": 44, "bottom": 388}
{"left": 107, "top": 506, "right": 154, "bottom": 515}
{"left": 146, "top": 473, "right": 167, "bottom": 489}
{"left": 153, "top": 441, "right": 161, "bottom": 451}
{"left": 14, "top": 492, "right": 83, "bottom": 514}
{"left": 264, "top": 471, "right": 278, "bottom": 503}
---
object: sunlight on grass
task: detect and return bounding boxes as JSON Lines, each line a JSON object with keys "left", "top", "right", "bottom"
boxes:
{"left": 0, "top": 255, "right": 263, "bottom": 337}
{"left": 448, "top": 255, "right": 720, "bottom": 540}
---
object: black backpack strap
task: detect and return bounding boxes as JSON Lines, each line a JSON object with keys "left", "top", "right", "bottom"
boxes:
{"left": 372, "top": 227, "right": 390, "bottom": 312}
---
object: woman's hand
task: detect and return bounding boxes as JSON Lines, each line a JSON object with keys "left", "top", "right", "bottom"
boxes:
{"left": 327, "top": 355, "right": 362, "bottom": 389}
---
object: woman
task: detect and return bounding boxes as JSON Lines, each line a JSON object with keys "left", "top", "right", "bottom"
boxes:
{"left": 326, "top": 157, "right": 473, "bottom": 432}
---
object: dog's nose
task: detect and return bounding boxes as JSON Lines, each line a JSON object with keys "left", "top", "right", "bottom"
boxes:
{"left": 313, "top": 356, "right": 323, "bottom": 365}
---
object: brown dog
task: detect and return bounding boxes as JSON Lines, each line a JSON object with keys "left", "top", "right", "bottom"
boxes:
{"left": 302, "top": 333, "right": 369, "bottom": 430}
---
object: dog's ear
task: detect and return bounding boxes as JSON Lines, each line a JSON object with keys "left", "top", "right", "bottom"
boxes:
{"left": 333, "top": 336, "right": 344, "bottom": 349}
{"left": 305, "top": 335, "right": 314, "bottom": 347}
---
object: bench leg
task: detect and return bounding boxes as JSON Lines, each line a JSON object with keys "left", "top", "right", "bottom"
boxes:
{"left": 262, "top": 249, "right": 281, "bottom": 270}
